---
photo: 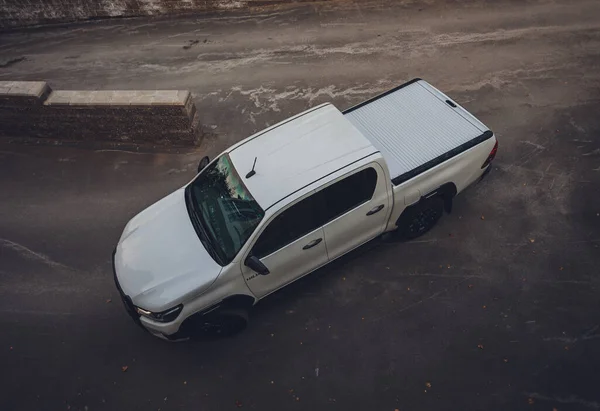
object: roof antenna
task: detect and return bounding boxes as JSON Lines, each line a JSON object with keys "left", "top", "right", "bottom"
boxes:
{"left": 246, "top": 157, "right": 257, "bottom": 179}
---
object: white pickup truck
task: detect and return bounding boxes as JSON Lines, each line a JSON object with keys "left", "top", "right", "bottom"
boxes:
{"left": 113, "top": 79, "right": 497, "bottom": 340}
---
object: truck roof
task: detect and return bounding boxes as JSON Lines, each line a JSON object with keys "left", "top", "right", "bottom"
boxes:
{"left": 228, "top": 103, "right": 377, "bottom": 210}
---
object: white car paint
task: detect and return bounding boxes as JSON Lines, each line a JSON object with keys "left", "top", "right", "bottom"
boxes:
{"left": 319, "top": 162, "right": 391, "bottom": 261}
{"left": 112, "top": 79, "right": 497, "bottom": 340}
{"left": 228, "top": 103, "right": 375, "bottom": 209}
{"left": 115, "top": 189, "right": 222, "bottom": 312}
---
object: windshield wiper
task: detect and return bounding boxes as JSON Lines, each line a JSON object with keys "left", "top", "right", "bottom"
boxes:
{"left": 184, "top": 187, "right": 225, "bottom": 265}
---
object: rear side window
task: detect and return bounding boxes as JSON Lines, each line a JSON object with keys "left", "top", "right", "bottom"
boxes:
{"left": 252, "top": 196, "right": 318, "bottom": 258}
{"left": 313, "top": 167, "right": 377, "bottom": 225}
{"left": 251, "top": 167, "right": 378, "bottom": 258}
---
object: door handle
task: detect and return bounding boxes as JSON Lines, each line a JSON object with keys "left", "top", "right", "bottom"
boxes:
{"left": 302, "top": 238, "right": 323, "bottom": 250}
{"left": 366, "top": 204, "right": 384, "bottom": 216}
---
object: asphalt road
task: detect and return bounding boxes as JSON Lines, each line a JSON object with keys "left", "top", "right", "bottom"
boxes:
{"left": 1, "top": 1, "right": 600, "bottom": 410}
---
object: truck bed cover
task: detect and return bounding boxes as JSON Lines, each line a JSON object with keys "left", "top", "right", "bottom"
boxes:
{"left": 343, "top": 79, "right": 493, "bottom": 185}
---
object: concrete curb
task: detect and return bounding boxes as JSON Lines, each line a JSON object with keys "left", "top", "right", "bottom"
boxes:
{"left": 0, "top": 81, "right": 201, "bottom": 146}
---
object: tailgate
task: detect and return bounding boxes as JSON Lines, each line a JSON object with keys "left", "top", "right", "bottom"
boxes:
{"left": 343, "top": 79, "right": 492, "bottom": 185}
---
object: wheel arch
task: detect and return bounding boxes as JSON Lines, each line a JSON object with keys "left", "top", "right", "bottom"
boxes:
{"left": 175, "top": 294, "right": 255, "bottom": 339}
{"left": 199, "top": 294, "right": 256, "bottom": 317}
{"left": 221, "top": 294, "right": 256, "bottom": 310}
{"left": 394, "top": 182, "right": 456, "bottom": 229}
{"left": 423, "top": 182, "right": 457, "bottom": 213}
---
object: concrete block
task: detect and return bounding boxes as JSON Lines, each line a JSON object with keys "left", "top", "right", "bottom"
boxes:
{"left": 68, "top": 91, "right": 94, "bottom": 105}
{"left": 178, "top": 90, "right": 191, "bottom": 100}
{"left": 0, "top": 81, "right": 16, "bottom": 94}
{"left": 0, "top": 81, "right": 50, "bottom": 107}
{"left": 129, "top": 91, "right": 156, "bottom": 105}
{"left": 3, "top": 81, "right": 48, "bottom": 97}
{"left": 128, "top": 98, "right": 154, "bottom": 106}
{"left": 88, "top": 91, "right": 116, "bottom": 106}
{"left": 45, "top": 90, "right": 78, "bottom": 106}
{"left": 2, "top": 81, "right": 200, "bottom": 146}
{"left": 133, "top": 91, "right": 157, "bottom": 97}
{"left": 110, "top": 91, "right": 137, "bottom": 106}
{"left": 152, "top": 90, "right": 185, "bottom": 106}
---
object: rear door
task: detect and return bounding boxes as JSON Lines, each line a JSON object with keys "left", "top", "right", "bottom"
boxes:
{"left": 316, "top": 163, "right": 390, "bottom": 260}
{"left": 241, "top": 193, "right": 328, "bottom": 298}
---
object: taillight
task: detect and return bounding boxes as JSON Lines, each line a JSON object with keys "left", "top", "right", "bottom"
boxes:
{"left": 481, "top": 140, "right": 498, "bottom": 169}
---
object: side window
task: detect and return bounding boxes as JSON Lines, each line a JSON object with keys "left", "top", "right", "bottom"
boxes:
{"left": 252, "top": 196, "right": 319, "bottom": 258}
{"left": 314, "top": 167, "right": 378, "bottom": 225}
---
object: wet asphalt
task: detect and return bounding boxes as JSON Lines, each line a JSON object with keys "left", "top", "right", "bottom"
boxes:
{"left": 1, "top": 0, "right": 600, "bottom": 410}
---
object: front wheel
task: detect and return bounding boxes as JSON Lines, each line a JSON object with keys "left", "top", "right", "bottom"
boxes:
{"left": 396, "top": 197, "right": 444, "bottom": 240}
{"left": 188, "top": 307, "right": 249, "bottom": 339}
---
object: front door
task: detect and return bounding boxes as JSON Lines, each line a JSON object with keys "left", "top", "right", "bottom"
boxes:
{"left": 241, "top": 192, "right": 328, "bottom": 298}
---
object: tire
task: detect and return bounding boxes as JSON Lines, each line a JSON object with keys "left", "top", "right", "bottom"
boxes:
{"left": 396, "top": 197, "right": 444, "bottom": 240}
{"left": 190, "top": 307, "right": 249, "bottom": 339}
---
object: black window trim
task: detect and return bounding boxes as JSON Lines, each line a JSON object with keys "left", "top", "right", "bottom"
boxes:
{"left": 185, "top": 153, "right": 265, "bottom": 267}
{"left": 311, "top": 165, "right": 379, "bottom": 226}
{"left": 391, "top": 130, "right": 494, "bottom": 185}
{"left": 248, "top": 189, "right": 321, "bottom": 260}
{"left": 342, "top": 78, "right": 422, "bottom": 114}
{"left": 264, "top": 152, "right": 380, "bottom": 212}
{"left": 249, "top": 164, "right": 381, "bottom": 259}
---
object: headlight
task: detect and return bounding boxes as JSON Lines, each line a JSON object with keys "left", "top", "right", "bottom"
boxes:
{"left": 135, "top": 304, "right": 183, "bottom": 323}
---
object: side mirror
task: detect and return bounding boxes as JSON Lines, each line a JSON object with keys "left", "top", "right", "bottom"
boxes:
{"left": 245, "top": 255, "right": 270, "bottom": 275}
{"left": 197, "top": 156, "right": 210, "bottom": 173}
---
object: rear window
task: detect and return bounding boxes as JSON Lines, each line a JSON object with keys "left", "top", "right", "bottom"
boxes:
{"left": 251, "top": 168, "right": 378, "bottom": 258}
{"left": 312, "top": 167, "right": 377, "bottom": 224}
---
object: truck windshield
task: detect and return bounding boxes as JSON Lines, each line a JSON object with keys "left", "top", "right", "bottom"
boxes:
{"left": 185, "top": 154, "right": 264, "bottom": 266}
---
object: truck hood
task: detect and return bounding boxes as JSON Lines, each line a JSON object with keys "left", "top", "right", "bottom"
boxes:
{"left": 114, "top": 188, "right": 222, "bottom": 312}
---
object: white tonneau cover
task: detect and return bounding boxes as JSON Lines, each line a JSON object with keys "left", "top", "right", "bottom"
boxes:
{"left": 344, "top": 79, "right": 491, "bottom": 184}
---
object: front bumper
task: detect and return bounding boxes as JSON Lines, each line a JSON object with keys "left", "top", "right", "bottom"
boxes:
{"left": 112, "top": 249, "right": 144, "bottom": 329}
{"left": 111, "top": 248, "right": 230, "bottom": 342}
{"left": 112, "top": 249, "right": 185, "bottom": 340}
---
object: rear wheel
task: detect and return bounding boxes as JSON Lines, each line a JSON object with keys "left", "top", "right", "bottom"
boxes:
{"left": 396, "top": 197, "right": 444, "bottom": 240}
